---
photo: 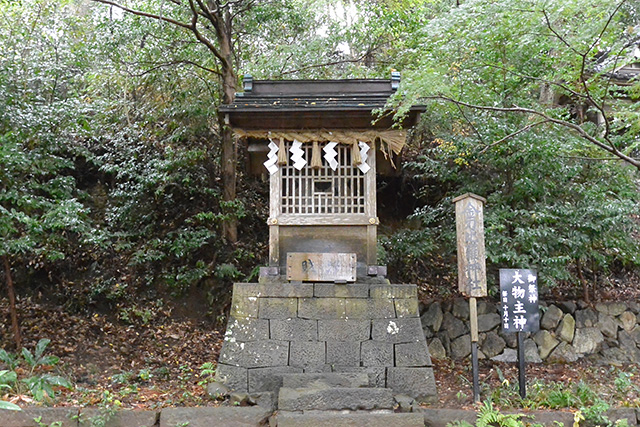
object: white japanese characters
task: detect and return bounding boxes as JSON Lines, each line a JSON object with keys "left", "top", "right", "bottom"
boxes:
{"left": 500, "top": 269, "right": 540, "bottom": 333}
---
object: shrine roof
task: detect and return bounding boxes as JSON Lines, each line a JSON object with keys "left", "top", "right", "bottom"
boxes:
{"left": 219, "top": 74, "right": 424, "bottom": 130}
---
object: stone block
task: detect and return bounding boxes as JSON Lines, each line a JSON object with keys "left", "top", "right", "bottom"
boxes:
{"left": 492, "top": 348, "right": 518, "bottom": 362}
{"left": 276, "top": 412, "right": 425, "bottom": 427}
{"left": 278, "top": 387, "right": 395, "bottom": 411}
{"left": 573, "top": 327, "right": 604, "bottom": 355}
{"left": 360, "top": 340, "right": 394, "bottom": 366}
{"left": 533, "top": 330, "right": 559, "bottom": 359}
{"left": 258, "top": 297, "right": 297, "bottom": 319}
{"left": 318, "top": 319, "right": 371, "bottom": 341}
{"left": 218, "top": 340, "right": 289, "bottom": 368}
{"left": 326, "top": 341, "right": 360, "bottom": 365}
{"left": 596, "top": 302, "right": 627, "bottom": 317}
{"left": 477, "top": 313, "right": 500, "bottom": 332}
{"left": 556, "top": 313, "right": 575, "bottom": 343}
{"left": 289, "top": 341, "right": 326, "bottom": 368}
{"left": 159, "top": 407, "right": 271, "bottom": 427}
{"left": 332, "top": 366, "right": 386, "bottom": 387}
{"left": 440, "top": 312, "right": 468, "bottom": 340}
{"left": 0, "top": 408, "right": 78, "bottom": 427}
{"left": 270, "top": 318, "right": 317, "bottom": 341}
{"left": 450, "top": 334, "right": 471, "bottom": 359}
{"left": 452, "top": 298, "right": 470, "bottom": 320}
{"left": 395, "top": 342, "right": 432, "bottom": 367}
{"left": 419, "top": 409, "right": 478, "bottom": 427}
{"left": 298, "top": 298, "right": 346, "bottom": 319}
{"left": 548, "top": 342, "right": 578, "bottom": 363}
{"left": 428, "top": 338, "right": 447, "bottom": 360}
{"left": 224, "top": 317, "right": 269, "bottom": 342}
{"left": 541, "top": 304, "right": 563, "bottom": 330}
{"left": 303, "top": 365, "right": 333, "bottom": 373}
{"left": 597, "top": 314, "right": 619, "bottom": 339}
{"left": 281, "top": 372, "right": 370, "bottom": 388}
{"left": 421, "top": 302, "right": 443, "bottom": 332}
{"left": 230, "top": 296, "right": 259, "bottom": 318}
{"left": 370, "top": 284, "right": 417, "bottom": 299}
{"left": 234, "top": 282, "right": 313, "bottom": 297}
{"left": 619, "top": 311, "right": 637, "bottom": 332}
{"left": 524, "top": 338, "right": 542, "bottom": 363}
{"left": 372, "top": 318, "right": 424, "bottom": 343}
{"left": 387, "top": 367, "right": 437, "bottom": 403}
{"left": 576, "top": 308, "right": 598, "bottom": 328}
{"left": 395, "top": 298, "right": 419, "bottom": 318}
{"left": 78, "top": 409, "right": 158, "bottom": 427}
{"left": 214, "top": 363, "right": 248, "bottom": 392}
{"left": 247, "top": 366, "right": 303, "bottom": 393}
{"left": 480, "top": 331, "right": 506, "bottom": 358}
{"left": 314, "top": 283, "right": 369, "bottom": 298}
{"left": 345, "top": 298, "right": 395, "bottom": 319}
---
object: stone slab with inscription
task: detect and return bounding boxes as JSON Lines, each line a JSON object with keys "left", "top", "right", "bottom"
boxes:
{"left": 287, "top": 252, "right": 356, "bottom": 282}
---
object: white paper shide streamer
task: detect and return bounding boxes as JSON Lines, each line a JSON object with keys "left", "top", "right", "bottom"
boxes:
{"left": 323, "top": 142, "right": 339, "bottom": 171}
{"left": 290, "top": 139, "right": 307, "bottom": 170}
{"left": 357, "top": 141, "right": 371, "bottom": 174}
{"left": 263, "top": 139, "right": 279, "bottom": 175}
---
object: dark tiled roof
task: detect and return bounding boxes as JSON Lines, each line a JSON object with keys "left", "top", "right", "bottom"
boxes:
{"left": 220, "top": 74, "right": 423, "bottom": 130}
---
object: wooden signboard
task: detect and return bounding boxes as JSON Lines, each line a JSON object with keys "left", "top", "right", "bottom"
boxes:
{"left": 287, "top": 252, "right": 356, "bottom": 282}
{"left": 453, "top": 193, "right": 487, "bottom": 297}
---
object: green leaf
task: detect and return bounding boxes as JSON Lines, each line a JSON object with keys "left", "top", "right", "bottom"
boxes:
{"left": 34, "top": 339, "right": 51, "bottom": 361}
{"left": 0, "top": 400, "right": 21, "bottom": 411}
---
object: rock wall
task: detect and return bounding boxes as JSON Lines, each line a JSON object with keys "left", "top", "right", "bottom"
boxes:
{"left": 215, "top": 281, "right": 437, "bottom": 402}
{"left": 422, "top": 299, "right": 640, "bottom": 364}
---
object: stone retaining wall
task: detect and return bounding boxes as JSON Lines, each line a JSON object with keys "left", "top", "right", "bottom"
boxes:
{"left": 215, "top": 281, "right": 437, "bottom": 402}
{"left": 422, "top": 299, "right": 640, "bottom": 364}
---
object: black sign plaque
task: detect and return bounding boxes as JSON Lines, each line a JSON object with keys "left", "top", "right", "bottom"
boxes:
{"left": 499, "top": 269, "right": 540, "bottom": 333}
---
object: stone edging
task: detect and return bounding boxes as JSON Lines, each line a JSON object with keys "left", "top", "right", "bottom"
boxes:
{"left": 2, "top": 406, "right": 639, "bottom": 427}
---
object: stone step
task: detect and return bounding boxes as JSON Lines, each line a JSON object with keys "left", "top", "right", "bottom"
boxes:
{"left": 278, "top": 387, "right": 395, "bottom": 411}
{"left": 281, "top": 372, "right": 370, "bottom": 389}
{"left": 275, "top": 411, "right": 425, "bottom": 427}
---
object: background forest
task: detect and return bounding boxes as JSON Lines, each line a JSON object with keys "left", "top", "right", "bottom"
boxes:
{"left": 1, "top": 0, "right": 640, "bottom": 335}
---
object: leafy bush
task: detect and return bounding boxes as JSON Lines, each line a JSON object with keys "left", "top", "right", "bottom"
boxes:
{"left": 0, "top": 339, "right": 72, "bottom": 403}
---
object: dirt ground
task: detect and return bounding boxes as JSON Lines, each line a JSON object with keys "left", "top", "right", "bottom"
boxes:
{"left": 1, "top": 296, "right": 640, "bottom": 411}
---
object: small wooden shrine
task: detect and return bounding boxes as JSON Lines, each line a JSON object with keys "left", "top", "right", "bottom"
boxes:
{"left": 220, "top": 72, "right": 423, "bottom": 280}
{"left": 215, "top": 74, "right": 436, "bottom": 404}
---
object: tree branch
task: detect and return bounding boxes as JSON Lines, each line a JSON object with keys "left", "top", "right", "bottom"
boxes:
{"left": 91, "top": 0, "right": 192, "bottom": 30}
{"left": 122, "top": 59, "right": 222, "bottom": 77}
{"left": 479, "top": 119, "right": 550, "bottom": 154}
{"left": 424, "top": 95, "right": 640, "bottom": 169}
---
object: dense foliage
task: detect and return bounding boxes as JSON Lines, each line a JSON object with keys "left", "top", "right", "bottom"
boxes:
{"left": 0, "top": 0, "right": 638, "bottom": 334}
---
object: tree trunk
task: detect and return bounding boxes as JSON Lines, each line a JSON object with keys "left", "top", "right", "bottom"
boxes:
{"left": 3, "top": 255, "right": 22, "bottom": 349}
{"left": 219, "top": 27, "right": 238, "bottom": 244}
{"left": 576, "top": 259, "right": 589, "bottom": 304}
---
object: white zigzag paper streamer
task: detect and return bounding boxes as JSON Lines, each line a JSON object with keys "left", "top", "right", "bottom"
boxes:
{"left": 357, "top": 141, "right": 371, "bottom": 174}
{"left": 263, "top": 139, "right": 279, "bottom": 175}
{"left": 323, "top": 142, "right": 339, "bottom": 171}
{"left": 290, "top": 139, "right": 307, "bottom": 170}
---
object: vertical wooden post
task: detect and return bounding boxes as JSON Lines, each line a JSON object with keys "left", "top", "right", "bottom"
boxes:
{"left": 454, "top": 193, "right": 487, "bottom": 403}
{"left": 469, "top": 297, "right": 480, "bottom": 402}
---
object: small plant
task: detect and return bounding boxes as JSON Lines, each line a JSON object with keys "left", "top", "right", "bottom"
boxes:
{"left": 197, "top": 362, "right": 216, "bottom": 387}
{"left": 476, "top": 400, "right": 525, "bottom": 427}
{"left": 33, "top": 416, "right": 63, "bottom": 427}
{"left": 0, "top": 339, "right": 72, "bottom": 403}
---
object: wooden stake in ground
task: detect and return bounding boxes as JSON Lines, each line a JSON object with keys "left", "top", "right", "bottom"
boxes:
{"left": 3, "top": 255, "right": 22, "bottom": 349}
{"left": 453, "top": 193, "right": 487, "bottom": 403}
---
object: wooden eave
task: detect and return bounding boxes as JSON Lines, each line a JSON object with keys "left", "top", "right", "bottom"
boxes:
{"left": 219, "top": 77, "right": 425, "bottom": 130}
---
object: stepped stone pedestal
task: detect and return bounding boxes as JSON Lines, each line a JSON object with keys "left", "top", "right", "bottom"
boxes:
{"left": 215, "top": 280, "right": 437, "bottom": 404}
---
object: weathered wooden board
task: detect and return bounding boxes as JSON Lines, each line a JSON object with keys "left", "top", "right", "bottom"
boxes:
{"left": 453, "top": 193, "right": 487, "bottom": 297}
{"left": 287, "top": 252, "right": 357, "bottom": 282}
